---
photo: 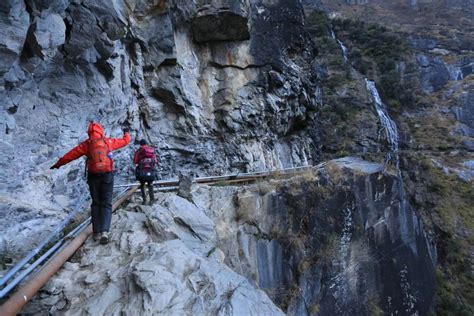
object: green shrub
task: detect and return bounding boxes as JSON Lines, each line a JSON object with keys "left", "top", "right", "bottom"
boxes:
{"left": 418, "top": 161, "right": 474, "bottom": 314}
{"left": 332, "top": 18, "right": 418, "bottom": 109}
{"left": 305, "top": 10, "right": 331, "bottom": 38}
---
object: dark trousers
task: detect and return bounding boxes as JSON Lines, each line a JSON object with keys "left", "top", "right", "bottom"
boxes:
{"left": 140, "top": 181, "right": 154, "bottom": 203}
{"left": 87, "top": 172, "right": 114, "bottom": 233}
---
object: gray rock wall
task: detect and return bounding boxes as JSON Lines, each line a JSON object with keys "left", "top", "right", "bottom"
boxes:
{"left": 0, "top": 0, "right": 322, "bottom": 260}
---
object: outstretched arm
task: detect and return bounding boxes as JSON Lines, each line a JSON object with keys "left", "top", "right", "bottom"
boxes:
{"left": 107, "top": 131, "right": 131, "bottom": 151}
{"left": 51, "top": 142, "right": 88, "bottom": 169}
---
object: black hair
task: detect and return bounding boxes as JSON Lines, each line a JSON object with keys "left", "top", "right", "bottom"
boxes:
{"left": 139, "top": 139, "right": 147, "bottom": 146}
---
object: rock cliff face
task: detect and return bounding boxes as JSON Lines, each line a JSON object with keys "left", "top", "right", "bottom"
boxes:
{"left": 0, "top": 0, "right": 322, "bottom": 261}
{"left": 196, "top": 158, "right": 436, "bottom": 315}
{"left": 0, "top": 0, "right": 471, "bottom": 314}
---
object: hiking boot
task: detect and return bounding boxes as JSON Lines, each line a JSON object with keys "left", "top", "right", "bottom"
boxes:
{"left": 148, "top": 196, "right": 155, "bottom": 205}
{"left": 99, "top": 232, "right": 109, "bottom": 244}
{"left": 93, "top": 233, "right": 100, "bottom": 242}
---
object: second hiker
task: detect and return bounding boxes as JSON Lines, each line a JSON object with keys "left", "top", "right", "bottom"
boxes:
{"left": 134, "top": 139, "right": 158, "bottom": 205}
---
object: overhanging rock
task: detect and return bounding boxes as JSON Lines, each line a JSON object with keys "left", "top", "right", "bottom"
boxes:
{"left": 191, "top": 5, "right": 250, "bottom": 43}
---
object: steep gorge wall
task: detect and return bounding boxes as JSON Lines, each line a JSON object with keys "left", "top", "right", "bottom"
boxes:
{"left": 196, "top": 158, "right": 436, "bottom": 315}
{"left": 307, "top": 0, "right": 473, "bottom": 313}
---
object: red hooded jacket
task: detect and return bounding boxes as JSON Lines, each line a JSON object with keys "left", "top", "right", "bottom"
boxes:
{"left": 53, "top": 122, "right": 130, "bottom": 173}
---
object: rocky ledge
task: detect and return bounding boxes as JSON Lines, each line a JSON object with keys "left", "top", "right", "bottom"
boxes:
{"left": 25, "top": 158, "right": 436, "bottom": 315}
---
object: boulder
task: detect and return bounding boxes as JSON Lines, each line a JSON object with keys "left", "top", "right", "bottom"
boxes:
{"left": 27, "top": 13, "right": 66, "bottom": 59}
{"left": 416, "top": 54, "right": 450, "bottom": 92}
{"left": 0, "top": 0, "right": 30, "bottom": 76}
{"left": 25, "top": 199, "right": 283, "bottom": 315}
{"left": 63, "top": 3, "right": 101, "bottom": 60}
{"left": 24, "top": 0, "right": 70, "bottom": 16}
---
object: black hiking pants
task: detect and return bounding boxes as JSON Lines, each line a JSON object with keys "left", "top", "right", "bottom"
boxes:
{"left": 87, "top": 172, "right": 114, "bottom": 233}
{"left": 140, "top": 180, "right": 154, "bottom": 203}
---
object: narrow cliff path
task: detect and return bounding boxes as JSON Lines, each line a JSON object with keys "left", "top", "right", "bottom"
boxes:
{"left": 2, "top": 157, "right": 436, "bottom": 315}
{"left": 1, "top": 166, "right": 318, "bottom": 315}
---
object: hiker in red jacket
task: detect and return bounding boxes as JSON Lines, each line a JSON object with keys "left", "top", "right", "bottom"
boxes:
{"left": 50, "top": 122, "right": 131, "bottom": 244}
{"left": 133, "top": 139, "right": 158, "bottom": 205}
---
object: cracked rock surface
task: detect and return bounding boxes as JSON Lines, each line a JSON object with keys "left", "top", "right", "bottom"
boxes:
{"left": 25, "top": 158, "right": 435, "bottom": 315}
{"left": 25, "top": 190, "right": 284, "bottom": 316}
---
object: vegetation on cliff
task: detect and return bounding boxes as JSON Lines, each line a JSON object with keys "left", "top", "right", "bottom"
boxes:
{"left": 305, "top": 6, "right": 473, "bottom": 314}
